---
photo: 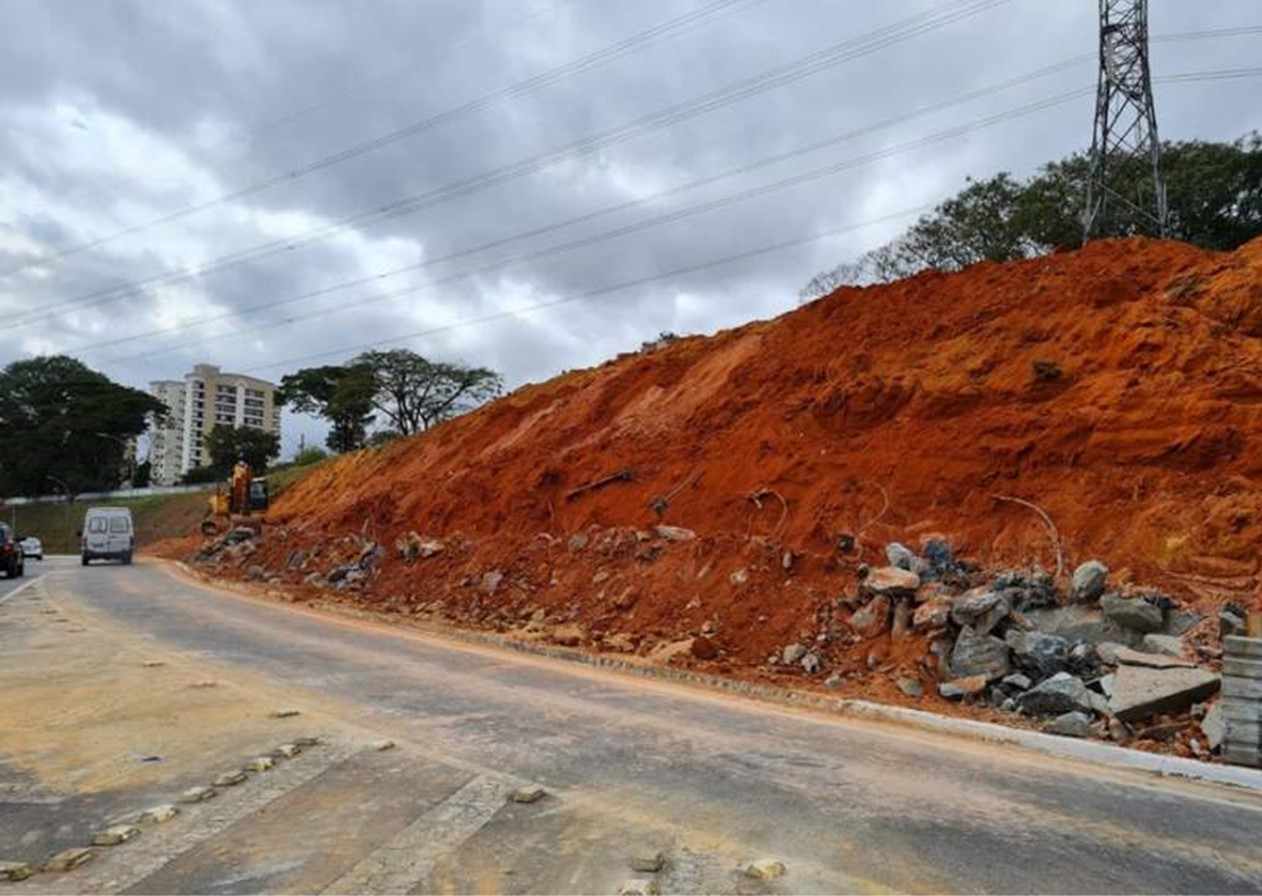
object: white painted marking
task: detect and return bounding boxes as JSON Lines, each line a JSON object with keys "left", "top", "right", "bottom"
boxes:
{"left": 322, "top": 774, "right": 512, "bottom": 895}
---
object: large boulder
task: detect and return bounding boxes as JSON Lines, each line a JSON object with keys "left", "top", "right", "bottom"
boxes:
{"left": 1070, "top": 560, "right": 1109, "bottom": 602}
{"left": 1100, "top": 594, "right": 1164, "bottom": 633}
{"left": 1109, "top": 665, "right": 1221, "bottom": 723}
{"left": 948, "top": 627, "right": 1010, "bottom": 681}
{"left": 1018, "top": 672, "right": 1094, "bottom": 716}
{"left": 1022, "top": 605, "right": 1143, "bottom": 648}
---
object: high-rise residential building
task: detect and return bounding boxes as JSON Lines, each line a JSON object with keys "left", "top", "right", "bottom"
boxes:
{"left": 147, "top": 364, "right": 282, "bottom": 486}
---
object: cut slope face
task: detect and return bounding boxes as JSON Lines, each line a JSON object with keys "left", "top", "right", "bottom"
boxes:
{"left": 235, "top": 237, "right": 1261, "bottom": 666}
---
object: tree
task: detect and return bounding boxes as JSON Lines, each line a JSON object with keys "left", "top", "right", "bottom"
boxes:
{"left": 354, "top": 349, "right": 503, "bottom": 435}
{"left": 292, "top": 445, "right": 328, "bottom": 466}
{"left": 801, "top": 132, "right": 1262, "bottom": 297}
{"left": 277, "top": 364, "right": 376, "bottom": 453}
{"left": 132, "top": 460, "right": 152, "bottom": 489}
{"left": 0, "top": 355, "right": 165, "bottom": 497}
{"left": 202, "top": 425, "right": 281, "bottom": 477}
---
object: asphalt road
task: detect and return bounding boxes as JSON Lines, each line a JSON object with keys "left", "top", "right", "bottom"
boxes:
{"left": 3, "top": 557, "right": 1262, "bottom": 894}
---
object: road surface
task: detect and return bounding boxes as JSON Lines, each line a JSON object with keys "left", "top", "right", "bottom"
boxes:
{"left": 1, "top": 557, "right": 1260, "bottom": 894}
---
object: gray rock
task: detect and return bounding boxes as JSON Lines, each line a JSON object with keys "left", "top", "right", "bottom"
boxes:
{"left": 1141, "top": 633, "right": 1186, "bottom": 657}
{"left": 245, "top": 564, "right": 266, "bottom": 581}
{"left": 567, "top": 533, "right": 589, "bottom": 551}
{"left": 1219, "top": 606, "right": 1247, "bottom": 638}
{"left": 1002, "top": 672, "right": 1033, "bottom": 691}
{"left": 912, "top": 596, "right": 952, "bottom": 631}
{"left": 824, "top": 673, "right": 845, "bottom": 689}
{"left": 1096, "top": 673, "right": 1116, "bottom": 698}
{"left": 482, "top": 570, "right": 504, "bottom": 593}
{"left": 178, "top": 785, "right": 216, "bottom": 803}
{"left": 1094, "top": 641, "right": 1128, "bottom": 664}
{"left": 850, "top": 596, "right": 891, "bottom": 637}
{"left": 1043, "top": 711, "right": 1093, "bottom": 738}
{"left": 897, "top": 677, "right": 924, "bottom": 698}
{"left": 1018, "top": 672, "right": 1094, "bottom": 716}
{"left": 630, "top": 853, "right": 666, "bottom": 874}
{"left": 1109, "top": 665, "right": 1220, "bottom": 723}
{"left": 800, "top": 652, "right": 822, "bottom": 674}
{"left": 213, "top": 770, "right": 247, "bottom": 787}
{"left": 950, "top": 588, "right": 1010, "bottom": 634}
{"left": 885, "top": 542, "right": 918, "bottom": 571}
{"left": 139, "top": 805, "right": 178, "bottom": 824}
{"left": 919, "top": 537, "right": 954, "bottom": 580}
{"left": 1022, "top": 605, "right": 1142, "bottom": 647}
{"left": 1005, "top": 629, "right": 1070, "bottom": 678}
{"left": 782, "top": 643, "right": 808, "bottom": 665}
{"left": 948, "top": 627, "right": 1010, "bottom": 680}
{"left": 744, "top": 859, "right": 786, "bottom": 882}
{"left": 1100, "top": 594, "right": 1164, "bottom": 633}
{"left": 939, "top": 675, "right": 988, "bottom": 699}
{"left": 862, "top": 567, "right": 920, "bottom": 596}
{"left": 1201, "top": 702, "right": 1226, "bottom": 751}
{"left": 286, "top": 550, "right": 306, "bottom": 570}
{"left": 1161, "top": 610, "right": 1201, "bottom": 637}
{"left": 1071, "top": 560, "right": 1108, "bottom": 601}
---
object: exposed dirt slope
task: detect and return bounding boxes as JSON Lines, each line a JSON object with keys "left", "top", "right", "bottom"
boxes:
{"left": 180, "top": 237, "right": 1262, "bottom": 681}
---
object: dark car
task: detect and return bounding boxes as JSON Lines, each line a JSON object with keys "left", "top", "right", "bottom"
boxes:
{"left": 0, "top": 524, "right": 26, "bottom": 579}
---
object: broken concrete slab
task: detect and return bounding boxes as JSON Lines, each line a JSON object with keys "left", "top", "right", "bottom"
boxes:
{"left": 1201, "top": 702, "right": 1226, "bottom": 752}
{"left": 1022, "top": 606, "right": 1142, "bottom": 647}
{"left": 1140, "top": 633, "right": 1186, "bottom": 657}
{"left": 1100, "top": 594, "right": 1164, "bottom": 633}
{"left": 619, "top": 879, "right": 662, "bottom": 896}
{"left": 1114, "top": 647, "right": 1195, "bottom": 669}
{"left": 1110, "top": 665, "right": 1221, "bottom": 723}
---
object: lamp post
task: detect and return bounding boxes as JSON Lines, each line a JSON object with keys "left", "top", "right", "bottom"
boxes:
{"left": 45, "top": 475, "right": 73, "bottom": 552}
{"left": 93, "top": 432, "right": 135, "bottom": 489}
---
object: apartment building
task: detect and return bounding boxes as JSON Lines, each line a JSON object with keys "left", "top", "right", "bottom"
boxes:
{"left": 148, "top": 364, "right": 281, "bottom": 486}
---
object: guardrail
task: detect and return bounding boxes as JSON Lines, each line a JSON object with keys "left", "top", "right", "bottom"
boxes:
{"left": 2, "top": 483, "right": 215, "bottom": 505}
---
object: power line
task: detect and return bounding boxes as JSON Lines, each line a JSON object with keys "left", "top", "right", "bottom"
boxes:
{"left": 236, "top": 205, "right": 934, "bottom": 375}
{"left": 79, "top": 52, "right": 1262, "bottom": 365}
{"left": 81, "top": 56, "right": 1094, "bottom": 360}
{"left": 92, "top": 64, "right": 1262, "bottom": 372}
{"left": 4, "top": 0, "right": 1009, "bottom": 329}
{"left": 0, "top": 0, "right": 757, "bottom": 280}
{"left": 96, "top": 85, "right": 1096, "bottom": 367}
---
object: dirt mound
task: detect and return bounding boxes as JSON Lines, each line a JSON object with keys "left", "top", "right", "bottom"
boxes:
{"left": 164, "top": 236, "right": 1262, "bottom": 693}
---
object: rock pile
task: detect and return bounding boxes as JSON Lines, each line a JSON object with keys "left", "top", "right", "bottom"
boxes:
{"left": 853, "top": 542, "right": 1227, "bottom": 750}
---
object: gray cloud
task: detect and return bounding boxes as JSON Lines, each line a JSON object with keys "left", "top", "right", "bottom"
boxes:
{"left": 1, "top": 0, "right": 1259, "bottom": 453}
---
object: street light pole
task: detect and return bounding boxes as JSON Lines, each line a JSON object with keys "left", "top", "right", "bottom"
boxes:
{"left": 45, "top": 475, "right": 73, "bottom": 551}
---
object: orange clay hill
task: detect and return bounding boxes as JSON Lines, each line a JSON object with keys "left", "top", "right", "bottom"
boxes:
{"left": 162, "top": 235, "right": 1262, "bottom": 697}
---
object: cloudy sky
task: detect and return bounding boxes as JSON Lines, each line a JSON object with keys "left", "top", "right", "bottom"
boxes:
{"left": 1, "top": 0, "right": 1259, "bottom": 455}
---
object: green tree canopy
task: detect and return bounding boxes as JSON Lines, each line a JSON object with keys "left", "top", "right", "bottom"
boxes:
{"left": 802, "top": 132, "right": 1262, "bottom": 297}
{"left": 277, "top": 363, "right": 376, "bottom": 453}
{"left": 201, "top": 425, "right": 281, "bottom": 478}
{"left": 0, "top": 355, "right": 164, "bottom": 497}
{"left": 355, "top": 349, "right": 504, "bottom": 436}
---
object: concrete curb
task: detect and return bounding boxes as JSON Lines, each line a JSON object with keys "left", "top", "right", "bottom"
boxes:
{"left": 170, "top": 562, "right": 1262, "bottom": 795}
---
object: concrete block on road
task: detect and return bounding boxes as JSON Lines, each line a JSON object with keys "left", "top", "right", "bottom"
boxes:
{"left": 247, "top": 756, "right": 275, "bottom": 772}
{"left": 178, "top": 785, "right": 217, "bottom": 803}
{"left": 274, "top": 743, "right": 301, "bottom": 759}
{"left": 619, "top": 878, "right": 662, "bottom": 895}
{"left": 139, "top": 804, "right": 179, "bottom": 824}
{"left": 511, "top": 785, "right": 546, "bottom": 804}
{"left": 45, "top": 847, "right": 94, "bottom": 872}
{"left": 0, "top": 861, "right": 34, "bottom": 882}
{"left": 214, "top": 770, "right": 248, "bottom": 787}
{"left": 92, "top": 824, "right": 139, "bottom": 846}
{"left": 630, "top": 852, "right": 666, "bottom": 873}
{"left": 743, "top": 858, "right": 786, "bottom": 882}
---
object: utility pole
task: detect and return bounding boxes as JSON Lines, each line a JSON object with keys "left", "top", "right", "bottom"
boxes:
{"left": 1082, "top": 0, "right": 1167, "bottom": 240}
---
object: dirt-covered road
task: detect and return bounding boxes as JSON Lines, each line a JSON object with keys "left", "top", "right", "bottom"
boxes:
{"left": 2, "top": 557, "right": 1261, "bottom": 894}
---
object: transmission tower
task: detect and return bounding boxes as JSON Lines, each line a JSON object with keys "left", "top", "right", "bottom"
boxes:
{"left": 1082, "top": 0, "right": 1168, "bottom": 239}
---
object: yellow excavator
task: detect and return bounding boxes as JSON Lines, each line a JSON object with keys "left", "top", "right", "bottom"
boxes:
{"left": 201, "top": 458, "right": 270, "bottom": 536}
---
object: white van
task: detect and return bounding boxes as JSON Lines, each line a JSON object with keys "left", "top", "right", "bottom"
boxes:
{"left": 81, "top": 507, "right": 135, "bottom": 566}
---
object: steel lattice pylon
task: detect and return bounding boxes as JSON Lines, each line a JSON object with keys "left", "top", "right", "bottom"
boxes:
{"left": 1082, "top": 0, "right": 1168, "bottom": 239}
